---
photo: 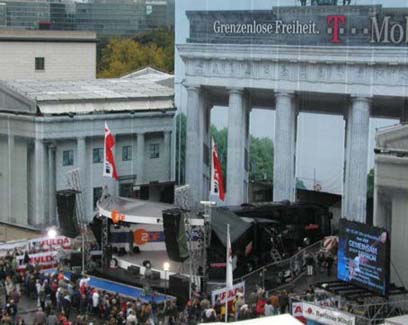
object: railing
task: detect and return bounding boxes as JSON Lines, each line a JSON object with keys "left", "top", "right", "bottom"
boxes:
{"left": 290, "top": 285, "right": 408, "bottom": 325}
{"left": 231, "top": 240, "right": 323, "bottom": 300}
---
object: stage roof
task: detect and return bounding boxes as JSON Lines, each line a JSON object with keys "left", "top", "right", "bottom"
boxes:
{"left": 97, "top": 196, "right": 204, "bottom": 226}
{"left": 99, "top": 196, "right": 173, "bottom": 220}
{"left": 211, "top": 207, "right": 253, "bottom": 247}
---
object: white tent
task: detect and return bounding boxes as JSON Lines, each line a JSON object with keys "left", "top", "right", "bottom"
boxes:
{"left": 200, "top": 314, "right": 303, "bottom": 324}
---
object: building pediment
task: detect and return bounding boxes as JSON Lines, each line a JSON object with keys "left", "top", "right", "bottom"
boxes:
{"left": 0, "top": 82, "right": 36, "bottom": 114}
{"left": 376, "top": 124, "right": 408, "bottom": 151}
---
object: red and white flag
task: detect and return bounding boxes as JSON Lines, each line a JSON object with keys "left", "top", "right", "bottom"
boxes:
{"left": 226, "top": 224, "right": 233, "bottom": 289}
{"left": 210, "top": 138, "right": 225, "bottom": 201}
{"left": 103, "top": 122, "right": 118, "bottom": 180}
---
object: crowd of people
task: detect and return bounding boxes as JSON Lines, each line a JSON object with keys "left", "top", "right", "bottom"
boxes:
{"left": 0, "top": 236, "right": 340, "bottom": 325}
{"left": 0, "top": 247, "right": 301, "bottom": 325}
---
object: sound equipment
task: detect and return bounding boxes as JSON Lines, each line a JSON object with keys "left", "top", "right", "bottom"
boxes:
{"left": 89, "top": 217, "right": 102, "bottom": 243}
{"left": 162, "top": 209, "right": 189, "bottom": 262}
{"left": 151, "top": 270, "right": 161, "bottom": 280}
{"left": 56, "top": 190, "right": 80, "bottom": 238}
{"left": 128, "top": 265, "right": 140, "bottom": 276}
{"left": 104, "top": 245, "right": 112, "bottom": 269}
{"left": 70, "top": 252, "right": 82, "bottom": 268}
{"left": 168, "top": 274, "right": 189, "bottom": 306}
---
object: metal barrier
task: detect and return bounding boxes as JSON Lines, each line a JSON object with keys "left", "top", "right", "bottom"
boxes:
{"left": 290, "top": 292, "right": 408, "bottom": 324}
{"left": 234, "top": 240, "right": 323, "bottom": 301}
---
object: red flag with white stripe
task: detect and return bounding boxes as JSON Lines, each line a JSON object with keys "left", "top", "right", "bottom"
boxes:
{"left": 210, "top": 138, "right": 225, "bottom": 201}
{"left": 103, "top": 122, "right": 118, "bottom": 180}
{"left": 226, "top": 224, "right": 233, "bottom": 289}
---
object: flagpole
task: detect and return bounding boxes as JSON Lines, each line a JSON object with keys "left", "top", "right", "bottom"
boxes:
{"left": 225, "top": 223, "right": 229, "bottom": 323}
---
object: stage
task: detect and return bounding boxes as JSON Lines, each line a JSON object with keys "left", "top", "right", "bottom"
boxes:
{"left": 44, "top": 269, "right": 174, "bottom": 304}
{"left": 113, "top": 251, "right": 186, "bottom": 280}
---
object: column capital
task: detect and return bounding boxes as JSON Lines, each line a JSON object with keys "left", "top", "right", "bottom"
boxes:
{"left": 227, "top": 87, "right": 244, "bottom": 95}
{"left": 350, "top": 94, "right": 372, "bottom": 104}
{"left": 275, "top": 90, "right": 295, "bottom": 98}
{"left": 184, "top": 82, "right": 201, "bottom": 92}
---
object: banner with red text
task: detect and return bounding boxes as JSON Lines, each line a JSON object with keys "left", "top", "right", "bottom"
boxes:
{"left": 211, "top": 281, "right": 245, "bottom": 305}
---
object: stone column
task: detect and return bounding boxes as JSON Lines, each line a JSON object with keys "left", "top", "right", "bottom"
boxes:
{"left": 374, "top": 186, "right": 391, "bottom": 230}
{"left": 401, "top": 99, "right": 408, "bottom": 123}
{"left": 77, "top": 137, "right": 88, "bottom": 217}
{"left": 48, "top": 144, "right": 56, "bottom": 225}
{"left": 136, "top": 133, "right": 145, "bottom": 185}
{"left": 170, "top": 129, "right": 176, "bottom": 182}
{"left": 34, "top": 138, "right": 47, "bottom": 225}
{"left": 163, "top": 131, "right": 171, "bottom": 180}
{"left": 226, "top": 88, "right": 246, "bottom": 205}
{"left": 343, "top": 96, "right": 371, "bottom": 222}
{"left": 273, "top": 91, "right": 297, "bottom": 202}
{"left": 8, "top": 134, "right": 15, "bottom": 223}
{"left": 185, "top": 84, "right": 204, "bottom": 206}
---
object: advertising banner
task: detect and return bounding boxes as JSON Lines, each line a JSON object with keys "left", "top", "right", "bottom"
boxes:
{"left": 301, "top": 302, "right": 355, "bottom": 325}
{"left": 28, "top": 236, "right": 72, "bottom": 252}
{"left": 16, "top": 251, "right": 59, "bottom": 271}
{"left": 0, "top": 235, "right": 72, "bottom": 253}
{"left": 211, "top": 281, "right": 245, "bottom": 305}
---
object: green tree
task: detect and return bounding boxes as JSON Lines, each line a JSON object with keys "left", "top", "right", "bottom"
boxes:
{"left": 97, "top": 39, "right": 168, "bottom": 78}
{"left": 249, "top": 136, "right": 274, "bottom": 183}
{"left": 133, "top": 29, "right": 174, "bottom": 73}
{"left": 296, "top": 178, "right": 307, "bottom": 190}
{"left": 177, "top": 123, "right": 276, "bottom": 189}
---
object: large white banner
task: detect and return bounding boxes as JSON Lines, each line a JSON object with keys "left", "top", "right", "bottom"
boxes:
{"left": 16, "top": 251, "right": 58, "bottom": 271}
{"left": 301, "top": 302, "right": 355, "bottom": 325}
{"left": 211, "top": 281, "right": 245, "bottom": 305}
{"left": 28, "top": 236, "right": 71, "bottom": 251}
{"left": 0, "top": 235, "right": 72, "bottom": 253}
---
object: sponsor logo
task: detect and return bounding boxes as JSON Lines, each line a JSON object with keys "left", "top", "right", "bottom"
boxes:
{"left": 133, "top": 229, "right": 164, "bottom": 245}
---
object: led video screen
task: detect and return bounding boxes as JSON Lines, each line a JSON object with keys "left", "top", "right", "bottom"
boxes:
{"left": 337, "top": 219, "right": 390, "bottom": 296}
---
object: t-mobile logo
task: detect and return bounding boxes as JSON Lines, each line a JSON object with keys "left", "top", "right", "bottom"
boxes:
{"left": 327, "top": 15, "right": 346, "bottom": 43}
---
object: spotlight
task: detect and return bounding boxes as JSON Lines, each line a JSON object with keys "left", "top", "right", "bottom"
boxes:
{"left": 163, "top": 262, "right": 170, "bottom": 271}
{"left": 47, "top": 228, "right": 58, "bottom": 239}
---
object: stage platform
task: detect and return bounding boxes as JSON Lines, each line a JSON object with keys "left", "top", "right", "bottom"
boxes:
{"left": 90, "top": 267, "right": 171, "bottom": 292}
{"left": 44, "top": 269, "right": 174, "bottom": 304}
{"left": 114, "top": 251, "right": 186, "bottom": 280}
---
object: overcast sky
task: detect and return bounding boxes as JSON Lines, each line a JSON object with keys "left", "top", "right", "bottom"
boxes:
{"left": 175, "top": 0, "right": 401, "bottom": 194}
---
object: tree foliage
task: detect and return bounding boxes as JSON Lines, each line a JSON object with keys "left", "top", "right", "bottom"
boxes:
{"left": 249, "top": 136, "right": 274, "bottom": 183}
{"left": 97, "top": 29, "right": 174, "bottom": 78}
{"left": 176, "top": 119, "right": 275, "bottom": 187}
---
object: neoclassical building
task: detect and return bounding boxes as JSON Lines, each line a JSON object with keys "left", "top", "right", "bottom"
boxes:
{"left": 375, "top": 124, "right": 408, "bottom": 287}
{"left": 0, "top": 68, "right": 176, "bottom": 226}
{"left": 177, "top": 5, "right": 408, "bottom": 222}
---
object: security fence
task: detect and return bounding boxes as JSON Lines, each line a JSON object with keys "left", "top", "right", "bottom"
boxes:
{"left": 233, "top": 240, "right": 323, "bottom": 301}
{"left": 289, "top": 290, "right": 408, "bottom": 324}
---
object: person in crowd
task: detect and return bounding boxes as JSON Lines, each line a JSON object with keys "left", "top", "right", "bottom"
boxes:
{"left": 33, "top": 307, "right": 47, "bottom": 325}
{"left": 279, "top": 290, "right": 289, "bottom": 314}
